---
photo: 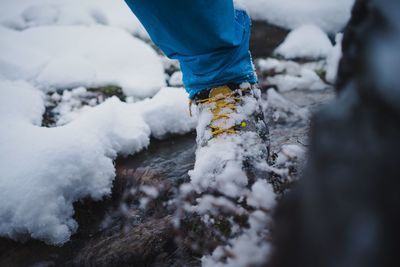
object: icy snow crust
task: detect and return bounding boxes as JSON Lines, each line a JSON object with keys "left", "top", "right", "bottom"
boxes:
{"left": 237, "top": 0, "right": 355, "bottom": 33}
{"left": 0, "top": 82, "right": 196, "bottom": 245}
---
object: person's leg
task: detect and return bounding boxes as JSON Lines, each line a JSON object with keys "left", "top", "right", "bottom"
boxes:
{"left": 124, "top": 0, "right": 257, "bottom": 98}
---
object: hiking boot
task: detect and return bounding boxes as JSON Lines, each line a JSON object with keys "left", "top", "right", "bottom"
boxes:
{"left": 192, "top": 84, "right": 269, "bottom": 150}
{"left": 189, "top": 84, "right": 270, "bottom": 195}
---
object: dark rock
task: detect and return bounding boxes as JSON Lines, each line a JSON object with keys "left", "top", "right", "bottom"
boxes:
{"left": 250, "top": 21, "right": 290, "bottom": 58}
{"left": 269, "top": 1, "right": 400, "bottom": 267}
{"left": 73, "top": 216, "right": 175, "bottom": 267}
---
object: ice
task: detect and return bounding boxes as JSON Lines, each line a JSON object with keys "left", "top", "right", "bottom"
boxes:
{"left": 237, "top": 0, "right": 355, "bottom": 33}
{"left": 275, "top": 25, "right": 333, "bottom": 60}
{"left": 0, "top": 25, "right": 165, "bottom": 98}
{"left": 0, "top": 83, "right": 195, "bottom": 245}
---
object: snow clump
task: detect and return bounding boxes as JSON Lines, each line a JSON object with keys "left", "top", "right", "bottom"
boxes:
{"left": 0, "top": 82, "right": 195, "bottom": 245}
{"left": 0, "top": 0, "right": 147, "bottom": 37}
{"left": 275, "top": 25, "right": 333, "bottom": 60}
{"left": 258, "top": 58, "right": 328, "bottom": 91}
{"left": 0, "top": 25, "right": 165, "bottom": 98}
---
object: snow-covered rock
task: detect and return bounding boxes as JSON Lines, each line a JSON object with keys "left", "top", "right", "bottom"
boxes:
{"left": 237, "top": 0, "right": 355, "bottom": 33}
{"left": 275, "top": 25, "right": 333, "bottom": 60}
{"left": 0, "top": 82, "right": 195, "bottom": 245}
{"left": 258, "top": 58, "right": 328, "bottom": 91}
{"left": 0, "top": 25, "right": 165, "bottom": 98}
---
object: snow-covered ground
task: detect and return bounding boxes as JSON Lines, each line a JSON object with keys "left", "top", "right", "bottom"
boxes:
{"left": 0, "top": 0, "right": 348, "bottom": 265}
{"left": 0, "top": 82, "right": 195, "bottom": 244}
{"left": 237, "top": 0, "right": 355, "bottom": 33}
{"left": 0, "top": 25, "right": 165, "bottom": 98}
{"left": 0, "top": 0, "right": 147, "bottom": 36}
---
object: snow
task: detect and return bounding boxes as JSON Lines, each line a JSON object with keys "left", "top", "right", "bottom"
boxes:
{"left": 0, "top": 25, "right": 165, "bottom": 98}
{"left": 262, "top": 88, "right": 309, "bottom": 124}
{"left": 326, "top": 33, "right": 344, "bottom": 83}
{"left": 201, "top": 210, "right": 273, "bottom": 267}
{"left": 0, "top": 0, "right": 147, "bottom": 37}
{"left": 247, "top": 180, "right": 276, "bottom": 210}
{"left": 47, "top": 87, "right": 100, "bottom": 126}
{"left": 0, "top": 0, "right": 343, "bottom": 263}
{"left": 0, "top": 0, "right": 191, "bottom": 245}
{"left": 258, "top": 58, "right": 328, "bottom": 92}
{"left": 47, "top": 87, "right": 197, "bottom": 137}
{"left": 0, "top": 83, "right": 195, "bottom": 245}
{"left": 275, "top": 25, "right": 333, "bottom": 60}
{"left": 136, "top": 87, "right": 197, "bottom": 139}
{"left": 0, "top": 81, "right": 147, "bottom": 244}
{"left": 275, "top": 144, "right": 307, "bottom": 166}
{"left": 169, "top": 71, "right": 184, "bottom": 87}
{"left": 189, "top": 138, "right": 249, "bottom": 197}
{"left": 237, "top": 0, "right": 355, "bottom": 33}
{"left": 189, "top": 88, "right": 268, "bottom": 195}
{"left": 182, "top": 87, "right": 276, "bottom": 267}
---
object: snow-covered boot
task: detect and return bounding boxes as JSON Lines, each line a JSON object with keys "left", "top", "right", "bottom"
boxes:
{"left": 188, "top": 84, "right": 270, "bottom": 197}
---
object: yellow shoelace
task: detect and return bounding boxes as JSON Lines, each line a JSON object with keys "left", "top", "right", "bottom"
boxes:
{"left": 191, "top": 90, "right": 241, "bottom": 137}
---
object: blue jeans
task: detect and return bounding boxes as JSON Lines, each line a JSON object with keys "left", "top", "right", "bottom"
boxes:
{"left": 124, "top": 0, "right": 257, "bottom": 98}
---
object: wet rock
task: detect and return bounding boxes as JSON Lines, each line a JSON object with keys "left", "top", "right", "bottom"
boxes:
{"left": 114, "top": 166, "right": 171, "bottom": 201}
{"left": 269, "top": 1, "right": 400, "bottom": 266}
{"left": 43, "top": 86, "right": 125, "bottom": 127}
{"left": 73, "top": 216, "right": 175, "bottom": 267}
